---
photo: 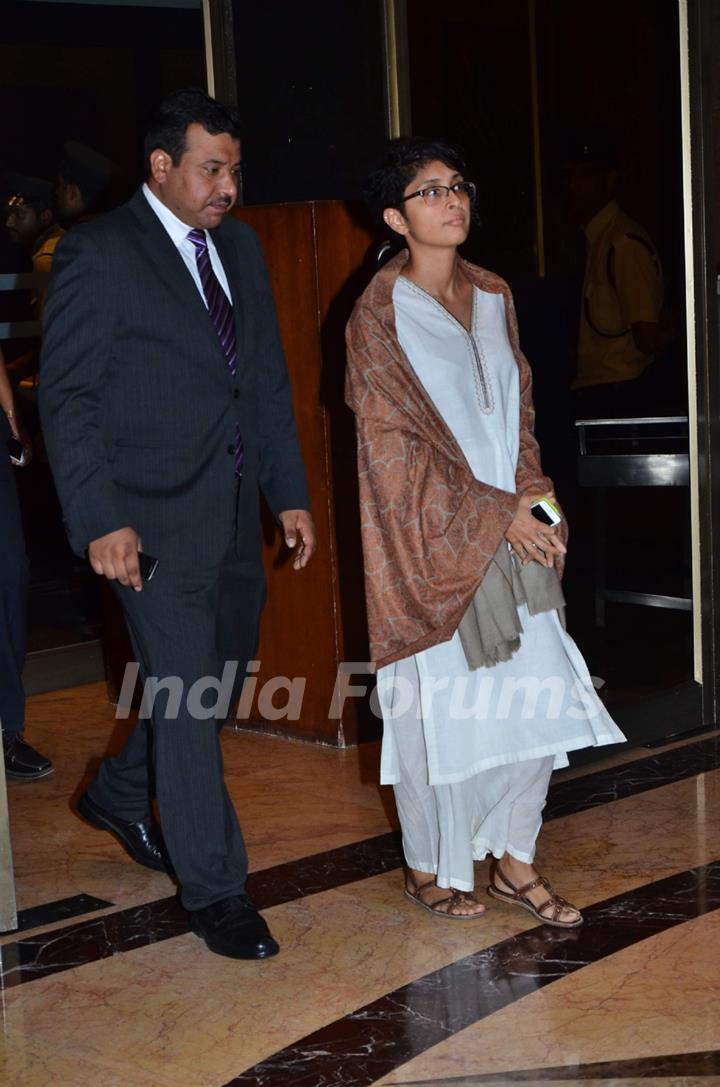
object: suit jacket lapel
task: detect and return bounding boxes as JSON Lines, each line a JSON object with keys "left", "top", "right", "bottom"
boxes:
{"left": 127, "top": 191, "right": 232, "bottom": 372}
{"left": 212, "top": 223, "right": 248, "bottom": 362}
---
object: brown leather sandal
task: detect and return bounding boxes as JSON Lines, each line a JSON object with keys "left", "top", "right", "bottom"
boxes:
{"left": 487, "top": 863, "right": 583, "bottom": 928}
{"left": 404, "top": 871, "right": 485, "bottom": 920}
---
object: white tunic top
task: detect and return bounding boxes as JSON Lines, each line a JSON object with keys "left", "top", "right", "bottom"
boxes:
{"left": 378, "top": 277, "right": 625, "bottom": 786}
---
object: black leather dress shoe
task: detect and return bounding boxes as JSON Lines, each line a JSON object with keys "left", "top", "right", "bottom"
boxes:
{"left": 189, "top": 894, "right": 279, "bottom": 960}
{"left": 76, "top": 791, "right": 173, "bottom": 874}
{"left": 3, "top": 733, "right": 54, "bottom": 781}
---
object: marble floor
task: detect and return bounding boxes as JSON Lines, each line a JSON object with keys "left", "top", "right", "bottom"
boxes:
{"left": 1, "top": 683, "right": 719, "bottom": 1087}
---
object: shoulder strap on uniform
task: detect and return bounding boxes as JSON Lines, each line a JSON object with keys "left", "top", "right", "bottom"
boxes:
{"left": 605, "top": 231, "right": 659, "bottom": 291}
{"left": 625, "top": 232, "right": 657, "bottom": 257}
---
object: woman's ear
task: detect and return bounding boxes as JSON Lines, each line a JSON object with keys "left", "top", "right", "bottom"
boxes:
{"left": 383, "top": 206, "right": 408, "bottom": 237}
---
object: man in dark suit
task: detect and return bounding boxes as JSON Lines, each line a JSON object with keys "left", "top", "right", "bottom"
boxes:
{"left": 39, "top": 89, "right": 315, "bottom": 960}
{"left": 1, "top": 352, "right": 54, "bottom": 781}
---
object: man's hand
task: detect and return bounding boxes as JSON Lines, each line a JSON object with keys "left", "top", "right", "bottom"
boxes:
{"left": 505, "top": 496, "right": 567, "bottom": 568}
{"left": 88, "top": 527, "right": 143, "bottom": 591}
{"left": 278, "top": 509, "right": 316, "bottom": 570}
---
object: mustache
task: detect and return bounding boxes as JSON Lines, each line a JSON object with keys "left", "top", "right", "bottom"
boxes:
{"left": 209, "top": 196, "right": 233, "bottom": 208}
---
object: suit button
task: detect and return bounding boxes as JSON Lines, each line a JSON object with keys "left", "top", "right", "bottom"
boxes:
{"left": 227, "top": 444, "right": 235, "bottom": 454}
{"left": 233, "top": 389, "right": 239, "bottom": 399}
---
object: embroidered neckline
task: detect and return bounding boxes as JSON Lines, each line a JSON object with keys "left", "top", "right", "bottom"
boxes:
{"left": 400, "top": 278, "right": 495, "bottom": 415}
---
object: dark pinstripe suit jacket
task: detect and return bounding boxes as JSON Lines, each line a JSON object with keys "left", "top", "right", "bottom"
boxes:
{"left": 39, "top": 189, "right": 309, "bottom": 568}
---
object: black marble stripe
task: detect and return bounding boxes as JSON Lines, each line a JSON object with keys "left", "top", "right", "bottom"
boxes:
{"left": 228, "top": 861, "right": 720, "bottom": 1087}
{"left": 1, "top": 734, "right": 718, "bottom": 991}
{"left": 0, "top": 893, "right": 113, "bottom": 936}
{"left": 394, "top": 1048, "right": 720, "bottom": 1083}
{"left": 545, "top": 734, "right": 720, "bottom": 820}
{"left": 246, "top": 831, "right": 402, "bottom": 908}
{"left": 0, "top": 833, "right": 403, "bottom": 991}
{"left": 0, "top": 897, "right": 187, "bottom": 991}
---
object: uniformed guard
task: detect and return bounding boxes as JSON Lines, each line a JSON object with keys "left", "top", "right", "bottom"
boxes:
{"left": 4, "top": 173, "right": 64, "bottom": 319}
{"left": 565, "top": 132, "right": 677, "bottom": 417}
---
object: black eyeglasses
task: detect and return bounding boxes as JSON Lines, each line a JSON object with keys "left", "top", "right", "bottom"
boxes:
{"left": 400, "top": 181, "right": 476, "bottom": 206}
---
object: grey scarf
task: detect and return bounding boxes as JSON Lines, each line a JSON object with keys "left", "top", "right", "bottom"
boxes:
{"left": 457, "top": 543, "right": 565, "bottom": 670}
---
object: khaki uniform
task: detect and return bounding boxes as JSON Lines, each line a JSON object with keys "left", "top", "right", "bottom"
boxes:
{"left": 32, "top": 224, "right": 64, "bottom": 319}
{"left": 573, "top": 200, "right": 663, "bottom": 390}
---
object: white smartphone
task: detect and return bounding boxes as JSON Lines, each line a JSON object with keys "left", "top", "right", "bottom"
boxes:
{"left": 530, "top": 498, "right": 561, "bottom": 527}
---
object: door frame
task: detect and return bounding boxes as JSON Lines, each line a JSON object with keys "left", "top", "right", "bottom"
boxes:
{"left": 681, "top": 0, "right": 720, "bottom": 725}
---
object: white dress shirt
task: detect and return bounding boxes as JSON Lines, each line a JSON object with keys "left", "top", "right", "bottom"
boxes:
{"left": 142, "top": 182, "right": 232, "bottom": 306}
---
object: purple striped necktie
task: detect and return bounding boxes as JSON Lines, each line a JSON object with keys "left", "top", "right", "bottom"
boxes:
{"left": 187, "top": 228, "right": 243, "bottom": 477}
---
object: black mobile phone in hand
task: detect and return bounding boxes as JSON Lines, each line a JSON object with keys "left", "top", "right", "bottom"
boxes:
{"left": 138, "top": 552, "right": 159, "bottom": 582}
{"left": 6, "top": 437, "right": 26, "bottom": 466}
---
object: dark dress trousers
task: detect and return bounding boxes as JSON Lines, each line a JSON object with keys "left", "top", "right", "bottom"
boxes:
{"left": 0, "top": 412, "right": 29, "bottom": 735}
{"left": 39, "top": 190, "right": 309, "bottom": 909}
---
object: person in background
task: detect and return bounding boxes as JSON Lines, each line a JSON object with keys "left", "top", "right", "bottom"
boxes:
{"left": 0, "top": 351, "right": 53, "bottom": 780}
{"left": 345, "top": 137, "right": 625, "bottom": 924}
{"left": 4, "top": 173, "right": 64, "bottom": 316}
{"left": 2, "top": 174, "right": 65, "bottom": 388}
{"left": 56, "top": 140, "right": 121, "bottom": 227}
{"left": 566, "top": 133, "right": 677, "bottom": 418}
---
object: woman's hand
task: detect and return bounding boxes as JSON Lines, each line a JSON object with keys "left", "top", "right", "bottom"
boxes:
{"left": 9, "top": 415, "right": 33, "bottom": 467}
{"left": 505, "top": 495, "right": 566, "bottom": 568}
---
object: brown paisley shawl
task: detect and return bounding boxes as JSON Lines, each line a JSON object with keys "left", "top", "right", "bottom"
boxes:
{"left": 345, "top": 249, "right": 563, "bottom": 669}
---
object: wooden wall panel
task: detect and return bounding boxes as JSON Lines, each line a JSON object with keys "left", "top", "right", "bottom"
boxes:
{"left": 230, "top": 202, "right": 339, "bottom": 742}
{"left": 228, "top": 201, "right": 375, "bottom": 744}
{"left": 312, "top": 203, "right": 378, "bottom": 666}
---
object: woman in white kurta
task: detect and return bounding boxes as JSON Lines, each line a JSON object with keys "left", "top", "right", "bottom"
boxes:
{"left": 359, "top": 139, "right": 625, "bottom": 926}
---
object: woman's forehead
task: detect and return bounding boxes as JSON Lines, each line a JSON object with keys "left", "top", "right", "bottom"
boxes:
{"left": 406, "top": 159, "right": 462, "bottom": 189}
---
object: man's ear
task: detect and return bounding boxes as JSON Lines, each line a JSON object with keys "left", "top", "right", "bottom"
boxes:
{"left": 383, "top": 206, "right": 408, "bottom": 237}
{"left": 67, "top": 182, "right": 83, "bottom": 208}
{"left": 149, "top": 149, "right": 172, "bottom": 185}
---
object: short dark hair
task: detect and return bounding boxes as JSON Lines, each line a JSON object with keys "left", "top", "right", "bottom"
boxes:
{"left": 59, "top": 141, "right": 119, "bottom": 213}
{"left": 143, "top": 87, "right": 241, "bottom": 176}
{"left": 363, "top": 136, "right": 467, "bottom": 225}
